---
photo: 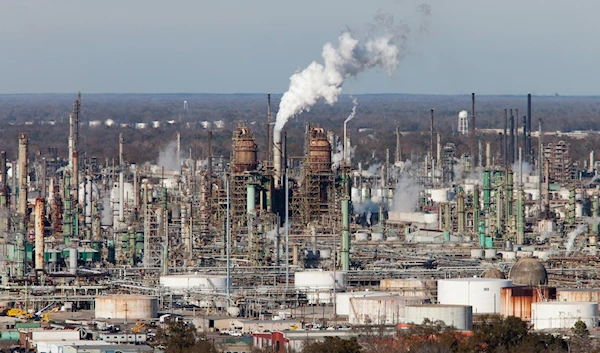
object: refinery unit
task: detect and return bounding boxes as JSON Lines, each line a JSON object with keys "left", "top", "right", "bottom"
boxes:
{"left": 3, "top": 92, "right": 600, "bottom": 350}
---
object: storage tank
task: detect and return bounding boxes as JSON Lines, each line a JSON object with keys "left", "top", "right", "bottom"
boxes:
{"left": 355, "top": 232, "right": 368, "bottom": 241}
{"left": 484, "top": 249, "right": 497, "bottom": 259}
{"left": 159, "top": 274, "right": 229, "bottom": 293}
{"left": 349, "top": 295, "right": 429, "bottom": 325}
{"left": 557, "top": 289, "right": 600, "bottom": 305}
{"left": 502, "top": 251, "right": 517, "bottom": 261}
{"left": 95, "top": 295, "right": 158, "bottom": 319}
{"left": 404, "top": 304, "right": 473, "bottom": 330}
{"left": 371, "top": 233, "right": 384, "bottom": 241}
{"left": 438, "top": 278, "right": 512, "bottom": 314}
{"left": 501, "top": 286, "right": 557, "bottom": 320}
{"left": 335, "top": 291, "right": 389, "bottom": 316}
{"left": 294, "top": 270, "right": 346, "bottom": 290}
{"left": 471, "top": 249, "right": 484, "bottom": 259}
{"left": 531, "top": 302, "right": 598, "bottom": 330}
{"left": 307, "top": 127, "right": 331, "bottom": 172}
{"left": 428, "top": 189, "right": 449, "bottom": 203}
{"left": 508, "top": 258, "right": 548, "bottom": 286}
{"left": 380, "top": 279, "right": 437, "bottom": 297}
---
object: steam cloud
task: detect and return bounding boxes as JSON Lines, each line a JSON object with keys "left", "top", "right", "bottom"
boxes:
{"left": 157, "top": 141, "right": 181, "bottom": 171}
{"left": 344, "top": 97, "right": 359, "bottom": 124}
{"left": 274, "top": 17, "right": 408, "bottom": 131}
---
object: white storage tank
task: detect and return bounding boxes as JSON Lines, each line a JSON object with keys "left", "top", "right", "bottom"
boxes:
{"left": 95, "top": 295, "right": 158, "bottom": 319}
{"left": 335, "top": 291, "right": 389, "bottom": 316}
{"left": 438, "top": 278, "right": 512, "bottom": 314}
{"left": 404, "top": 304, "right": 473, "bottom": 330}
{"left": 160, "top": 274, "right": 229, "bottom": 293}
{"left": 484, "top": 249, "right": 497, "bottom": 259}
{"left": 355, "top": 232, "right": 369, "bottom": 241}
{"left": 349, "top": 295, "right": 429, "bottom": 325}
{"left": 294, "top": 270, "right": 346, "bottom": 290}
{"left": 471, "top": 249, "right": 484, "bottom": 259}
{"left": 371, "top": 233, "right": 384, "bottom": 241}
{"left": 380, "top": 279, "right": 437, "bottom": 297}
{"left": 428, "top": 188, "right": 449, "bottom": 203}
{"left": 531, "top": 302, "right": 598, "bottom": 330}
{"left": 557, "top": 289, "right": 600, "bottom": 304}
{"left": 502, "top": 251, "right": 517, "bottom": 261}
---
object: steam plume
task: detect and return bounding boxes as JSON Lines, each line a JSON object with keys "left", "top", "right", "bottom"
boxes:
{"left": 345, "top": 97, "right": 359, "bottom": 124}
{"left": 274, "top": 30, "right": 403, "bottom": 131}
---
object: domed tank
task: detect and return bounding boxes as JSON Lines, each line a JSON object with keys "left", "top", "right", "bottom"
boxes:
{"left": 482, "top": 268, "right": 506, "bottom": 279}
{"left": 308, "top": 127, "right": 331, "bottom": 173}
{"left": 231, "top": 124, "right": 258, "bottom": 173}
{"left": 508, "top": 257, "right": 548, "bottom": 286}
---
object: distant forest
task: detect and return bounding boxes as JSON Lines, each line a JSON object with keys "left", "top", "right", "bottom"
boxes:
{"left": 0, "top": 93, "right": 599, "bottom": 167}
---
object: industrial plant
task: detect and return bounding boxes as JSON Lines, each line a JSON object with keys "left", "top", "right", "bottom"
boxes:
{"left": 0, "top": 90, "right": 599, "bottom": 352}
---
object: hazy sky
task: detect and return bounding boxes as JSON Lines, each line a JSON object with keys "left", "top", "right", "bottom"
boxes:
{"left": 1, "top": 0, "right": 598, "bottom": 95}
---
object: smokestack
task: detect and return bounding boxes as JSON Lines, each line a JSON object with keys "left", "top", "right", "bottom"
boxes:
{"left": 522, "top": 116, "right": 527, "bottom": 161}
{"left": 18, "top": 133, "right": 28, "bottom": 217}
{"left": 514, "top": 109, "right": 519, "bottom": 164}
{"left": 0, "top": 151, "right": 6, "bottom": 187}
{"left": 273, "top": 129, "right": 282, "bottom": 188}
{"left": 35, "top": 197, "right": 45, "bottom": 271}
{"left": 503, "top": 109, "right": 508, "bottom": 167}
{"left": 509, "top": 110, "right": 514, "bottom": 164}
{"left": 73, "top": 151, "right": 79, "bottom": 205}
{"left": 527, "top": 94, "right": 532, "bottom": 158}
{"left": 430, "top": 109, "right": 434, "bottom": 161}
{"left": 470, "top": 93, "right": 476, "bottom": 168}
{"left": 176, "top": 131, "right": 181, "bottom": 172}
{"left": 68, "top": 113, "right": 74, "bottom": 170}
{"left": 486, "top": 142, "right": 491, "bottom": 168}
{"left": 41, "top": 158, "right": 46, "bottom": 199}
{"left": 395, "top": 126, "right": 401, "bottom": 164}
{"left": 266, "top": 94, "right": 271, "bottom": 163}
{"left": 436, "top": 133, "right": 441, "bottom": 166}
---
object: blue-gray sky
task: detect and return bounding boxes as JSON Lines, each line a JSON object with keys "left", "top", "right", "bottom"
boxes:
{"left": 1, "top": 0, "right": 597, "bottom": 95}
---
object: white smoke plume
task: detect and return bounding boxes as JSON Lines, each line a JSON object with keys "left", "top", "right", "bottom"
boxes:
{"left": 391, "top": 173, "right": 421, "bottom": 212}
{"left": 344, "top": 97, "right": 359, "bottom": 124}
{"left": 157, "top": 141, "right": 181, "bottom": 171}
{"left": 565, "top": 224, "right": 586, "bottom": 256}
{"left": 332, "top": 136, "right": 356, "bottom": 170}
{"left": 274, "top": 17, "right": 408, "bottom": 131}
{"left": 364, "top": 162, "right": 382, "bottom": 177}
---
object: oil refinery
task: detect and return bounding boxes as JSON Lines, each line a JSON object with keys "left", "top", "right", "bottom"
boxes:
{"left": 0, "top": 91, "right": 599, "bottom": 352}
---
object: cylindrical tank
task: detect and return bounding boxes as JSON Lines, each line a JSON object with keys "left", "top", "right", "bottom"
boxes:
{"left": 355, "top": 232, "right": 368, "bottom": 241}
{"left": 502, "top": 251, "right": 517, "bottom": 261}
{"left": 501, "top": 286, "right": 557, "bottom": 320}
{"left": 294, "top": 270, "right": 346, "bottom": 290}
{"left": 319, "top": 249, "right": 332, "bottom": 259}
{"left": 371, "top": 232, "right": 384, "bottom": 241}
{"left": 69, "top": 248, "right": 78, "bottom": 275}
{"left": 428, "top": 188, "right": 449, "bottom": 203}
{"left": 380, "top": 279, "right": 437, "bottom": 297}
{"left": 485, "top": 249, "right": 497, "bottom": 259}
{"left": 471, "top": 249, "right": 484, "bottom": 259}
{"left": 159, "top": 274, "right": 229, "bottom": 292}
{"left": 335, "top": 291, "right": 389, "bottom": 316}
{"left": 531, "top": 302, "right": 598, "bottom": 330}
{"left": 348, "top": 295, "right": 429, "bottom": 325}
{"left": 504, "top": 240, "right": 514, "bottom": 251}
{"left": 232, "top": 125, "right": 258, "bottom": 173}
{"left": 438, "top": 278, "right": 512, "bottom": 314}
{"left": 308, "top": 127, "right": 331, "bottom": 172}
{"left": 557, "top": 289, "right": 600, "bottom": 304}
{"left": 404, "top": 304, "right": 473, "bottom": 330}
{"left": 95, "top": 295, "right": 158, "bottom": 319}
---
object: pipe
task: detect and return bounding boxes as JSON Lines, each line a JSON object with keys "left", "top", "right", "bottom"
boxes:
{"left": 18, "top": 133, "right": 28, "bottom": 219}
{"left": 35, "top": 198, "right": 45, "bottom": 271}
{"left": 273, "top": 130, "right": 282, "bottom": 188}
{"left": 341, "top": 197, "right": 350, "bottom": 271}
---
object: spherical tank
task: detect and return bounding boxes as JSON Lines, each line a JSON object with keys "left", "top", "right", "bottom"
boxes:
{"left": 438, "top": 278, "right": 512, "bottom": 314}
{"left": 308, "top": 127, "right": 331, "bottom": 173}
{"left": 532, "top": 302, "right": 598, "bottom": 330}
{"left": 508, "top": 258, "right": 548, "bottom": 286}
{"left": 95, "top": 295, "right": 158, "bottom": 319}
{"left": 404, "top": 304, "right": 473, "bottom": 330}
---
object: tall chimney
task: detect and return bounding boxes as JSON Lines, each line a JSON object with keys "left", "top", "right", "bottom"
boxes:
{"left": 35, "top": 197, "right": 45, "bottom": 271}
{"left": 514, "top": 109, "right": 519, "bottom": 164}
{"left": 73, "top": 151, "right": 79, "bottom": 205}
{"left": 470, "top": 93, "right": 476, "bottom": 168}
{"left": 503, "top": 109, "right": 508, "bottom": 167}
{"left": 266, "top": 94, "right": 271, "bottom": 164}
{"left": 509, "top": 110, "right": 514, "bottom": 165}
{"left": 430, "top": 109, "right": 434, "bottom": 161}
{"left": 41, "top": 157, "right": 46, "bottom": 199}
{"left": 395, "top": 126, "right": 401, "bottom": 164}
{"left": 118, "top": 134, "right": 124, "bottom": 223}
{"left": 273, "top": 129, "right": 282, "bottom": 188}
{"left": 68, "top": 113, "right": 74, "bottom": 170}
{"left": 0, "top": 151, "right": 6, "bottom": 187}
{"left": 18, "top": 133, "right": 28, "bottom": 217}
{"left": 522, "top": 116, "right": 527, "bottom": 162}
{"left": 527, "top": 94, "right": 532, "bottom": 158}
